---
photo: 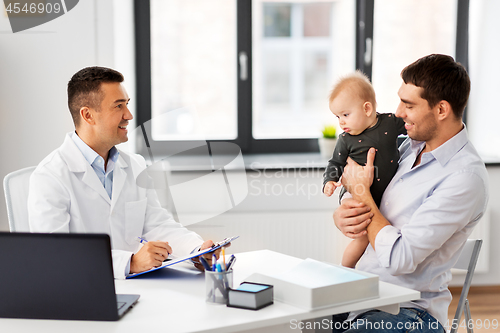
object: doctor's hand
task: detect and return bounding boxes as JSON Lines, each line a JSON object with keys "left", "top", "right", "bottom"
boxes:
{"left": 333, "top": 198, "right": 373, "bottom": 239}
{"left": 130, "top": 241, "right": 172, "bottom": 273}
{"left": 192, "top": 240, "right": 231, "bottom": 271}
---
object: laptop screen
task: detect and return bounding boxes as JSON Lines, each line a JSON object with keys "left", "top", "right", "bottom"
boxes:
{"left": 0, "top": 232, "right": 120, "bottom": 320}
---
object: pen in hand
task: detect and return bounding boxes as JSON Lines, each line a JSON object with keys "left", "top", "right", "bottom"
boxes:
{"left": 136, "top": 237, "right": 172, "bottom": 262}
{"left": 137, "top": 236, "right": 148, "bottom": 244}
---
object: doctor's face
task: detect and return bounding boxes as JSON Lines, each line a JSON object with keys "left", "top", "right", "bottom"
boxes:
{"left": 93, "top": 82, "right": 133, "bottom": 148}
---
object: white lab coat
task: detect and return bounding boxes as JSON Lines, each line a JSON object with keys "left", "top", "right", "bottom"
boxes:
{"left": 28, "top": 133, "right": 203, "bottom": 279}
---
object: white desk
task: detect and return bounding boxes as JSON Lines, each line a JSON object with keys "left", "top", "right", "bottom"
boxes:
{"left": 0, "top": 250, "right": 420, "bottom": 333}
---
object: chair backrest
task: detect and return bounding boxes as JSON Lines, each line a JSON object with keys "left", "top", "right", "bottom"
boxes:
{"left": 3, "top": 166, "right": 36, "bottom": 232}
{"left": 450, "top": 239, "right": 482, "bottom": 333}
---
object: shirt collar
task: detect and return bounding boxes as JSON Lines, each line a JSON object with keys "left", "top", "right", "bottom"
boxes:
{"left": 108, "top": 146, "right": 119, "bottom": 163}
{"left": 106, "top": 146, "right": 120, "bottom": 172}
{"left": 410, "top": 139, "right": 426, "bottom": 156}
{"left": 409, "top": 124, "right": 468, "bottom": 167}
{"left": 71, "top": 131, "right": 119, "bottom": 168}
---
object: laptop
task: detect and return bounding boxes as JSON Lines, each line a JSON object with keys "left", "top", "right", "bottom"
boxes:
{"left": 0, "top": 232, "right": 139, "bottom": 321}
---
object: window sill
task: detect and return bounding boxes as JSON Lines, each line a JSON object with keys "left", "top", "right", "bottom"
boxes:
{"left": 150, "top": 152, "right": 329, "bottom": 172}
{"left": 243, "top": 153, "right": 328, "bottom": 170}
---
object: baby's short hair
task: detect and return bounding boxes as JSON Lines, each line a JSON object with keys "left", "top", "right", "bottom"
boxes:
{"left": 329, "top": 71, "right": 376, "bottom": 108}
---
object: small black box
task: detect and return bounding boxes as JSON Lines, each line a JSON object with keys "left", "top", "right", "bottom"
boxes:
{"left": 227, "top": 282, "right": 273, "bottom": 310}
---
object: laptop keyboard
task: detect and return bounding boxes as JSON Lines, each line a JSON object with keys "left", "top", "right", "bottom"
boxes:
{"left": 117, "top": 302, "right": 127, "bottom": 311}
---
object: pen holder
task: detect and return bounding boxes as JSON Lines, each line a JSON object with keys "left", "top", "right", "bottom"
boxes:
{"left": 205, "top": 270, "right": 233, "bottom": 304}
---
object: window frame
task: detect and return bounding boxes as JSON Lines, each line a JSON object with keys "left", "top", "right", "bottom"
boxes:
{"left": 134, "top": 0, "right": 469, "bottom": 155}
{"left": 455, "top": 0, "right": 469, "bottom": 123}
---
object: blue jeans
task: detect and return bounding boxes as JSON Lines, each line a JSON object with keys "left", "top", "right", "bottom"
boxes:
{"left": 332, "top": 308, "right": 445, "bottom": 333}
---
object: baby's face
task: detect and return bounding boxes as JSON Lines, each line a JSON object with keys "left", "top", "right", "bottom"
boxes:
{"left": 329, "top": 90, "right": 371, "bottom": 136}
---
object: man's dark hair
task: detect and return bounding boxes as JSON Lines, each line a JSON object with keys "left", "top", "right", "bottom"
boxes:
{"left": 401, "top": 54, "right": 470, "bottom": 119}
{"left": 67, "top": 66, "right": 124, "bottom": 126}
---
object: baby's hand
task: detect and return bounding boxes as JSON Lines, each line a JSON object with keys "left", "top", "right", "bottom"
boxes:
{"left": 323, "top": 181, "right": 341, "bottom": 197}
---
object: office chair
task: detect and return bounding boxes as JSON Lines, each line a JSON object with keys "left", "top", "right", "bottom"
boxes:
{"left": 450, "top": 239, "right": 483, "bottom": 333}
{"left": 3, "top": 166, "right": 36, "bottom": 232}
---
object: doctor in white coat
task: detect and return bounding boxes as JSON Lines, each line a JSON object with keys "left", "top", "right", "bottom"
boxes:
{"left": 28, "top": 67, "right": 220, "bottom": 279}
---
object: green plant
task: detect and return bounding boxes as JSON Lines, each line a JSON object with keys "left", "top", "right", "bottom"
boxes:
{"left": 321, "top": 125, "right": 337, "bottom": 139}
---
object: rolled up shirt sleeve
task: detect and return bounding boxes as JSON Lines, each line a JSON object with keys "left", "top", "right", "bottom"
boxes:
{"left": 374, "top": 225, "right": 401, "bottom": 268}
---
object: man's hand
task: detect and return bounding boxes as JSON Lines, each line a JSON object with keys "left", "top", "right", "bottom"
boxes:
{"left": 333, "top": 198, "right": 373, "bottom": 239}
{"left": 341, "top": 147, "right": 376, "bottom": 199}
{"left": 130, "top": 241, "right": 172, "bottom": 273}
{"left": 335, "top": 148, "right": 391, "bottom": 248}
{"left": 323, "top": 181, "right": 342, "bottom": 197}
{"left": 192, "top": 240, "right": 231, "bottom": 271}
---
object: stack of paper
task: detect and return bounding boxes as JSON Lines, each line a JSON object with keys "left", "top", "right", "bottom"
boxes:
{"left": 245, "top": 258, "right": 378, "bottom": 310}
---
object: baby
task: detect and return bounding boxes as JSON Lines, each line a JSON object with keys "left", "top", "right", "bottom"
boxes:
{"left": 323, "top": 71, "right": 406, "bottom": 268}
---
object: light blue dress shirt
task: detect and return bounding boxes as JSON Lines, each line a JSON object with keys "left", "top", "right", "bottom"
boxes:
{"left": 71, "top": 132, "right": 119, "bottom": 199}
{"left": 349, "top": 126, "right": 489, "bottom": 326}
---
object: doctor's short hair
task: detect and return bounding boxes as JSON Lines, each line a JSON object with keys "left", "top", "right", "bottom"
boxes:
{"left": 67, "top": 66, "right": 124, "bottom": 126}
{"left": 401, "top": 54, "right": 470, "bottom": 119}
{"left": 328, "top": 70, "right": 377, "bottom": 109}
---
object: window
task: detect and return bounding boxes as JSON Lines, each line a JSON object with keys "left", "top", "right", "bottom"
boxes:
{"left": 253, "top": 1, "right": 354, "bottom": 139}
{"left": 371, "top": 0, "right": 458, "bottom": 115}
{"left": 150, "top": 0, "right": 237, "bottom": 141}
{"left": 135, "top": 0, "right": 355, "bottom": 154}
{"left": 135, "top": 0, "right": 473, "bottom": 156}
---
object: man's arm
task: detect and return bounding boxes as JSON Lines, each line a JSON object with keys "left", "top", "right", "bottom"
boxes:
{"left": 340, "top": 148, "right": 488, "bottom": 275}
{"left": 333, "top": 199, "right": 373, "bottom": 238}
{"left": 129, "top": 153, "right": 205, "bottom": 257}
{"left": 130, "top": 154, "right": 222, "bottom": 271}
{"left": 374, "top": 171, "right": 486, "bottom": 275}
{"left": 341, "top": 147, "right": 389, "bottom": 249}
{"left": 130, "top": 241, "right": 172, "bottom": 273}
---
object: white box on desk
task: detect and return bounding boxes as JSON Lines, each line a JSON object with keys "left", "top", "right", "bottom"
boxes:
{"left": 245, "top": 258, "right": 379, "bottom": 310}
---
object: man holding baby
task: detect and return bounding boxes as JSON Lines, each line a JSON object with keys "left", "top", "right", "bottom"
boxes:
{"left": 332, "top": 54, "right": 488, "bottom": 332}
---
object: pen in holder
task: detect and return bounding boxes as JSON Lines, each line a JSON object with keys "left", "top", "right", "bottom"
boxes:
{"left": 205, "top": 270, "right": 233, "bottom": 304}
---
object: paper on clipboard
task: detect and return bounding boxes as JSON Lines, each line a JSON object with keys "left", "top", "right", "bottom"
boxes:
{"left": 126, "top": 236, "right": 239, "bottom": 279}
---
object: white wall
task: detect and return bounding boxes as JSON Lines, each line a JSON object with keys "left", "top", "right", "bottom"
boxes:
{"left": 468, "top": 166, "right": 500, "bottom": 286}
{"left": 0, "top": 0, "right": 135, "bottom": 231}
{"left": 468, "top": 0, "right": 500, "bottom": 161}
{"left": 0, "top": 0, "right": 498, "bottom": 287}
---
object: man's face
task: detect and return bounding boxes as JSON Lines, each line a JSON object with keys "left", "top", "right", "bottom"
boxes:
{"left": 329, "top": 90, "right": 371, "bottom": 136}
{"left": 92, "top": 82, "right": 132, "bottom": 148}
{"left": 395, "top": 83, "right": 438, "bottom": 142}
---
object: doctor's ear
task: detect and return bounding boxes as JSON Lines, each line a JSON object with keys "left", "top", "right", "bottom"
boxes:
{"left": 80, "top": 107, "right": 95, "bottom": 125}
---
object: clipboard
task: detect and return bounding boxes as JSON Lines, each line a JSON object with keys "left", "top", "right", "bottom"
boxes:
{"left": 126, "top": 236, "right": 239, "bottom": 279}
